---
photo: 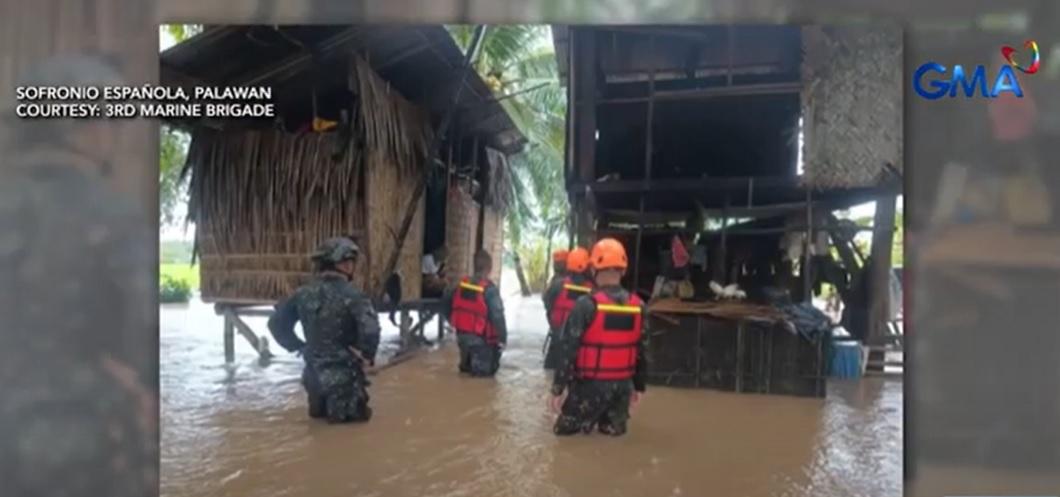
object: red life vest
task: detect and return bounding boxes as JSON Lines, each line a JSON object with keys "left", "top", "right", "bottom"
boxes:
{"left": 548, "top": 277, "right": 594, "bottom": 329}
{"left": 575, "top": 291, "right": 643, "bottom": 380}
{"left": 449, "top": 277, "right": 498, "bottom": 344}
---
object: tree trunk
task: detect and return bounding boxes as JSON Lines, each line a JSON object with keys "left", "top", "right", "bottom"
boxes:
{"left": 513, "top": 251, "right": 532, "bottom": 296}
{"left": 544, "top": 229, "right": 554, "bottom": 283}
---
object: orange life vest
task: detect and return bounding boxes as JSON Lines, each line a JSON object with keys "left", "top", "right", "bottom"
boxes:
{"left": 449, "top": 277, "right": 498, "bottom": 344}
{"left": 548, "top": 277, "right": 593, "bottom": 329}
{"left": 575, "top": 291, "right": 643, "bottom": 380}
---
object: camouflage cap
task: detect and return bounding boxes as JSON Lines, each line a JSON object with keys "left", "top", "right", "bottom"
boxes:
{"left": 311, "top": 237, "right": 361, "bottom": 264}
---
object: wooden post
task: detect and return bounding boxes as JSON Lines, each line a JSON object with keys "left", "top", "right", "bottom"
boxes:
{"left": 631, "top": 36, "right": 656, "bottom": 294}
{"left": 735, "top": 320, "right": 746, "bottom": 393}
{"left": 565, "top": 30, "right": 578, "bottom": 251}
{"left": 400, "top": 309, "right": 413, "bottom": 350}
{"left": 225, "top": 309, "right": 273, "bottom": 361}
{"left": 633, "top": 195, "right": 646, "bottom": 293}
{"left": 717, "top": 192, "right": 731, "bottom": 283}
{"left": 803, "top": 188, "right": 814, "bottom": 302}
{"left": 223, "top": 309, "right": 235, "bottom": 364}
{"left": 765, "top": 329, "right": 773, "bottom": 394}
{"left": 867, "top": 192, "right": 898, "bottom": 366}
{"left": 644, "top": 35, "right": 657, "bottom": 181}
{"left": 473, "top": 138, "right": 486, "bottom": 251}
{"left": 572, "top": 27, "right": 597, "bottom": 246}
{"left": 695, "top": 317, "right": 703, "bottom": 388}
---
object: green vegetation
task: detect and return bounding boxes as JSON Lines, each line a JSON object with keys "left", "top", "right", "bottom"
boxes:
{"left": 518, "top": 239, "right": 552, "bottom": 293}
{"left": 450, "top": 25, "right": 567, "bottom": 295}
{"left": 160, "top": 263, "right": 200, "bottom": 290}
{"left": 160, "top": 125, "right": 190, "bottom": 226}
{"left": 160, "top": 272, "right": 193, "bottom": 303}
{"left": 853, "top": 209, "right": 904, "bottom": 268}
{"left": 159, "top": 26, "right": 200, "bottom": 227}
{"left": 160, "top": 240, "right": 198, "bottom": 296}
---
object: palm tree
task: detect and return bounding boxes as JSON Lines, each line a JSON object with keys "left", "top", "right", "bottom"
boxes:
{"left": 450, "top": 25, "right": 568, "bottom": 295}
{"left": 159, "top": 25, "right": 202, "bottom": 228}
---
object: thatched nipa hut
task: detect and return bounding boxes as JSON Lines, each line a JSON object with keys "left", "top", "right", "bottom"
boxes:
{"left": 161, "top": 25, "right": 526, "bottom": 307}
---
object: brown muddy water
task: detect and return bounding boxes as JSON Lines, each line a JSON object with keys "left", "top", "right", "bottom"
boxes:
{"left": 161, "top": 288, "right": 902, "bottom": 497}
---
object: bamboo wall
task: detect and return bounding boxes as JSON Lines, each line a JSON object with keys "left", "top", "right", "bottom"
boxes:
{"left": 482, "top": 202, "right": 504, "bottom": 285}
{"left": 366, "top": 149, "right": 424, "bottom": 300}
{"left": 445, "top": 182, "right": 504, "bottom": 285}
{"left": 192, "top": 130, "right": 367, "bottom": 302}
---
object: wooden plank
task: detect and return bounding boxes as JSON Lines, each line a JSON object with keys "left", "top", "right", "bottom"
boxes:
{"left": 867, "top": 193, "right": 898, "bottom": 341}
{"left": 579, "top": 176, "right": 799, "bottom": 194}
{"left": 803, "top": 188, "right": 814, "bottom": 302}
{"left": 599, "top": 82, "right": 802, "bottom": 104}
{"left": 227, "top": 310, "right": 273, "bottom": 360}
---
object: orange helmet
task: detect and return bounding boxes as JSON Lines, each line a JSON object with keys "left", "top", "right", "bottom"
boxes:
{"left": 566, "top": 247, "right": 591, "bottom": 273}
{"left": 552, "top": 249, "right": 569, "bottom": 263}
{"left": 590, "top": 238, "right": 628, "bottom": 270}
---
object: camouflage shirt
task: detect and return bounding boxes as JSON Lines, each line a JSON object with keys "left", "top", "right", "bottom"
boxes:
{"left": 441, "top": 274, "right": 508, "bottom": 345}
{"left": 268, "top": 272, "right": 381, "bottom": 363}
{"left": 0, "top": 156, "right": 157, "bottom": 497}
{"left": 551, "top": 285, "right": 649, "bottom": 395}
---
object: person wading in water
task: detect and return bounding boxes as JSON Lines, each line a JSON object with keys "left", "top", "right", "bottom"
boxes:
{"left": 268, "top": 236, "right": 380, "bottom": 422}
{"left": 542, "top": 246, "right": 593, "bottom": 370}
{"left": 550, "top": 238, "right": 648, "bottom": 436}
{"left": 443, "top": 249, "right": 508, "bottom": 377}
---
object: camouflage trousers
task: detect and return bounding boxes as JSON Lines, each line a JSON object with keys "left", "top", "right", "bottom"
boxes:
{"left": 542, "top": 328, "right": 560, "bottom": 370}
{"left": 302, "top": 356, "right": 371, "bottom": 423}
{"left": 457, "top": 334, "right": 501, "bottom": 377}
{"left": 554, "top": 379, "right": 634, "bottom": 437}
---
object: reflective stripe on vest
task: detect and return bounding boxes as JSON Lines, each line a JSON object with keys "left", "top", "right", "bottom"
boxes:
{"left": 575, "top": 291, "right": 643, "bottom": 380}
{"left": 548, "top": 277, "right": 593, "bottom": 329}
{"left": 449, "top": 277, "right": 497, "bottom": 344}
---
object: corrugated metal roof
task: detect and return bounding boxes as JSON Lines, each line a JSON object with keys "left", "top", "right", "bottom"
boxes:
{"left": 160, "top": 25, "right": 527, "bottom": 155}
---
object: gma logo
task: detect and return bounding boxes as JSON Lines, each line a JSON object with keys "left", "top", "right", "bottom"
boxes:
{"left": 913, "top": 40, "right": 1040, "bottom": 100}
{"left": 913, "top": 63, "right": 1024, "bottom": 100}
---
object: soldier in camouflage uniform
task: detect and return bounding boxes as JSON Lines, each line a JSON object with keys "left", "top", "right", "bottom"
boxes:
{"left": 550, "top": 238, "right": 648, "bottom": 437}
{"left": 442, "top": 250, "right": 508, "bottom": 377}
{"left": 542, "top": 247, "right": 592, "bottom": 370}
{"left": 1, "top": 55, "right": 158, "bottom": 496}
{"left": 268, "top": 237, "right": 381, "bottom": 423}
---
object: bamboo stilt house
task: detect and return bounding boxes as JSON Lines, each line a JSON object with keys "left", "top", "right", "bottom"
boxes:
{"left": 161, "top": 25, "right": 525, "bottom": 304}
{"left": 554, "top": 24, "right": 903, "bottom": 396}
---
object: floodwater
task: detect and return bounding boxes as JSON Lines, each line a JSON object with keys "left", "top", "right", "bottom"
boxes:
{"left": 161, "top": 283, "right": 902, "bottom": 497}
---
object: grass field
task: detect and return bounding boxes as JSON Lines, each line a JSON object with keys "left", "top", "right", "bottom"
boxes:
{"left": 160, "top": 263, "right": 200, "bottom": 291}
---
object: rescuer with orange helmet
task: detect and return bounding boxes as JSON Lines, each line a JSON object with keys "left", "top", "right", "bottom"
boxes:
{"left": 550, "top": 248, "right": 569, "bottom": 280}
{"left": 442, "top": 249, "right": 508, "bottom": 377}
{"left": 542, "top": 247, "right": 593, "bottom": 369}
{"left": 549, "top": 238, "right": 648, "bottom": 437}
{"left": 541, "top": 248, "right": 569, "bottom": 317}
